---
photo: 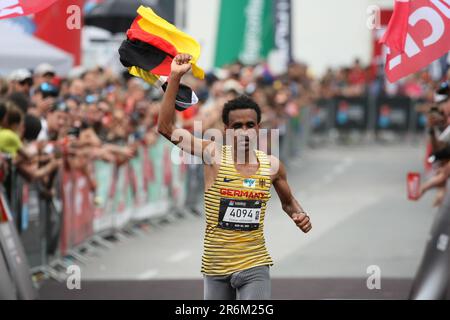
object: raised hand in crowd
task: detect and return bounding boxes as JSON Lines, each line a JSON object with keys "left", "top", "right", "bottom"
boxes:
{"left": 417, "top": 162, "right": 450, "bottom": 207}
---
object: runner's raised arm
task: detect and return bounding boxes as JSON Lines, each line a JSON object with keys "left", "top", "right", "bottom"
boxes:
{"left": 157, "top": 54, "right": 215, "bottom": 162}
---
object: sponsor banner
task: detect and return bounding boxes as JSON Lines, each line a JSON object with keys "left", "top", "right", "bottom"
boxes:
{"left": 214, "top": 0, "right": 274, "bottom": 67}
{"left": 270, "top": 0, "right": 292, "bottom": 73}
{"left": 311, "top": 99, "right": 335, "bottom": 133}
{"left": 413, "top": 99, "right": 428, "bottom": 131}
{"left": 146, "top": 138, "right": 170, "bottom": 217}
{"left": 334, "top": 96, "right": 369, "bottom": 130}
{"left": 8, "top": 137, "right": 188, "bottom": 260}
{"left": 60, "top": 166, "right": 95, "bottom": 254}
{"left": 71, "top": 170, "right": 95, "bottom": 246}
{"left": 376, "top": 96, "right": 411, "bottom": 131}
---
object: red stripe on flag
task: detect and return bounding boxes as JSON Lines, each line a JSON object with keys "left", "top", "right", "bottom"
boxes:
{"left": 150, "top": 55, "right": 173, "bottom": 76}
{"left": 127, "top": 17, "right": 179, "bottom": 57}
{"left": 380, "top": 0, "right": 410, "bottom": 52}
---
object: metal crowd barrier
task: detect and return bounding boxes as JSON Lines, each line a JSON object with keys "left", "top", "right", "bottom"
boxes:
{"left": 1, "top": 136, "right": 189, "bottom": 290}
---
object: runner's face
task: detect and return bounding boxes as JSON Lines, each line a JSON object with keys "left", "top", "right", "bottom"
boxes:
{"left": 226, "top": 109, "right": 259, "bottom": 152}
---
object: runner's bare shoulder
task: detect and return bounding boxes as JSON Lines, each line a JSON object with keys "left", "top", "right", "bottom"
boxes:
{"left": 203, "top": 141, "right": 221, "bottom": 166}
{"left": 268, "top": 154, "right": 282, "bottom": 179}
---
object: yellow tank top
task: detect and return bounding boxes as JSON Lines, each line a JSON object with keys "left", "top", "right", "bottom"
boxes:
{"left": 202, "top": 145, "right": 273, "bottom": 276}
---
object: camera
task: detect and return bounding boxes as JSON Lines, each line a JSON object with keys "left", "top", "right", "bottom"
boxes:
{"left": 67, "top": 127, "right": 80, "bottom": 138}
{"left": 429, "top": 145, "right": 450, "bottom": 163}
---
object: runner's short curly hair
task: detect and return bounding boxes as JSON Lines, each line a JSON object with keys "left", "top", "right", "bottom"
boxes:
{"left": 222, "top": 95, "right": 261, "bottom": 125}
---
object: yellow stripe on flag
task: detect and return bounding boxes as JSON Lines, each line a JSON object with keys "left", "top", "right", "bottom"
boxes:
{"left": 136, "top": 6, "right": 205, "bottom": 79}
{"left": 128, "top": 66, "right": 162, "bottom": 86}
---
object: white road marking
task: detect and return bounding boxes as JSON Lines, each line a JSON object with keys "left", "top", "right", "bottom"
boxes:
{"left": 136, "top": 269, "right": 159, "bottom": 280}
{"left": 168, "top": 250, "right": 191, "bottom": 263}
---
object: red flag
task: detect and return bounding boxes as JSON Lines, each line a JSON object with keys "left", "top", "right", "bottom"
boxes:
{"left": 34, "top": 0, "right": 83, "bottom": 65}
{"left": 380, "top": 0, "right": 410, "bottom": 52}
{"left": 0, "top": 0, "right": 59, "bottom": 19}
{"left": 380, "top": 0, "right": 450, "bottom": 82}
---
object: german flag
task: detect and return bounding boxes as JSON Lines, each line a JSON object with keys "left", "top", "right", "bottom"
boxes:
{"left": 120, "top": 5, "right": 204, "bottom": 79}
{"left": 120, "top": 44, "right": 199, "bottom": 111}
{"left": 119, "top": 6, "right": 203, "bottom": 110}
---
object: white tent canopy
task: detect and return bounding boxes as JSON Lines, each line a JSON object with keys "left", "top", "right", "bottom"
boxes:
{"left": 0, "top": 21, "right": 73, "bottom": 77}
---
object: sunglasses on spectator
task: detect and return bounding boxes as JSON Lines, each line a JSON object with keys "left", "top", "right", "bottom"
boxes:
{"left": 19, "top": 78, "right": 33, "bottom": 87}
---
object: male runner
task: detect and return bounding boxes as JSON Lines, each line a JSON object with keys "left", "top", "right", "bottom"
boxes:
{"left": 158, "top": 54, "right": 312, "bottom": 300}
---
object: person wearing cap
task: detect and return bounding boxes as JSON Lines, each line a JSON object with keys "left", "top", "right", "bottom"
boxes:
{"left": 29, "top": 82, "right": 59, "bottom": 141}
{"left": 34, "top": 63, "right": 56, "bottom": 88}
{"left": 428, "top": 81, "right": 450, "bottom": 153}
{"left": 8, "top": 68, "right": 33, "bottom": 96}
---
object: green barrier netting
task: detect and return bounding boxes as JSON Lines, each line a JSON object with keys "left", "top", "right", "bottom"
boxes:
{"left": 93, "top": 137, "right": 189, "bottom": 232}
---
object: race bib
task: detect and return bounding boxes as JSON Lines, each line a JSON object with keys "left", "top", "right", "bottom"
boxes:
{"left": 218, "top": 198, "right": 261, "bottom": 231}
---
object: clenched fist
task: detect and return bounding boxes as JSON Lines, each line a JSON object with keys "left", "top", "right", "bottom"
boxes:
{"left": 170, "top": 53, "right": 192, "bottom": 79}
{"left": 292, "top": 212, "right": 312, "bottom": 233}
